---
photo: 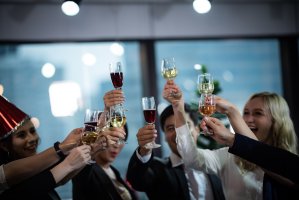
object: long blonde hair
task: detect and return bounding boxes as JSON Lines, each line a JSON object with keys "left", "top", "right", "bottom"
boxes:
{"left": 236, "top": 92, "right": 298, "bottom": 173}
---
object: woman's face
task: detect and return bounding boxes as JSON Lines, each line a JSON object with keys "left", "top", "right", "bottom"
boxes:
{"left": 95, "top": 142, "right": 124, "bottom": 166}
{"left": 10, "top": 120, "right": 39, "bottom": 159}
{"left": 243, "top": 97, "right": 273, "bottom": 142}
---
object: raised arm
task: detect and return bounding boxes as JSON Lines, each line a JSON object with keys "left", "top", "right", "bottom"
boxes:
{"left": 3, "top": 128, "right": 81, "bottom": 187}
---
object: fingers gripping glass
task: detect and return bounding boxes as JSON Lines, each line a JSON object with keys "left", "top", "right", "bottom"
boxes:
{"left": 141, "top": 96, "right": 161, "bottom": 149}
{"left": 198, "top": 94, "right": 216, "bottom": 135}
{"left": 82, "top": 109, "right": 108, "bottom": 164}
{"left": 161, "top": 57, "right": 181, "bottom": 99}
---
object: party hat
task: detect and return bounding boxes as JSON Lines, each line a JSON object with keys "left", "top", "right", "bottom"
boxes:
{"left": 0, "top": 95, "right": 30, "bottom": 140}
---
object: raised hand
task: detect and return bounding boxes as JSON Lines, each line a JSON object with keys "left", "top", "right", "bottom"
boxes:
{"left": 103, "top": 89, "right": 125, "bottom": 109}
{"left": 64, "top": 144, "right": 92, "bottom": 168}
{"left": 136, "top": 124, "right": 157, "bottom": 155}
{"left": 101, "top": 127, "right": 126, "bottom": 145}
{"left": 201, "top": 117, "right": 235, "bottom": 147}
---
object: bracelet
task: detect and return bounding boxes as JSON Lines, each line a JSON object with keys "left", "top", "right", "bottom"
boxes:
{"left": 54, "top": 141, "right": 66, "bottom": 160}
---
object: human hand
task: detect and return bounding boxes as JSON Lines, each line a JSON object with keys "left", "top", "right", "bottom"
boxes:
{"left": 63, "top": 144, "right": 91, "bottom": 170}
{"left": 136, "top": 124, "right": 157, "bottom": 155}
{"left": 201, "top": 117, "right": 235, "bottom": 147}
{"left": 101, "top": 127, "right": 126, "bottom": 145}
{"left": 60, "top": 128, "right": 83, "bottom": 154}
{"left": 162, "top": 80, "right": 183, "bottom": 109}
{"left": 214, "top": 96, "right": 238, "bottom": 116}
{"left": 103, "top": 89, "right": 125, "bottom": 109}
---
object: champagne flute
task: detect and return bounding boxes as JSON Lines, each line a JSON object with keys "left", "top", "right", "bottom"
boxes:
{"left": 109, "top": 104, "right": 127, "bottom": 144}
{"left": 109, "top": 62, "right": 123, "bottom": 90}
{"left": 142, "top": 96, "right": 161, "bottom": 149}
{"left": 197, "top": 73, "right": 214, "bottom": 94}
{"left": 198, "top": 93, "right": 216, "bottom": 135}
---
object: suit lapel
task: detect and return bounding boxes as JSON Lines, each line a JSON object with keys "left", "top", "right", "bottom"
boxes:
{"left": 169, "top": 161, "right": 191, "bottom": 200}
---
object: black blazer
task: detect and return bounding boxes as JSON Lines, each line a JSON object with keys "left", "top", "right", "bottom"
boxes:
{"left": 0, "top": 170, "right": 60, "bottom": 200}
{"left": 228, "top": 133, "right": 299, "bottom": 184}
{"left": 72, "top": 164, "right": 137, "bottom": 200}
{"left": 126, "top": 149, "right": 225, "bottom": 200}
{"left": 229, "top": 134, "right": 299, "bottom": 200}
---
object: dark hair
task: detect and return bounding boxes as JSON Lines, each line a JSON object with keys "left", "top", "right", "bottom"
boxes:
{"left": 159, "top": 103, "right": 198, "bottom": 132}
{"left": 0, "top": 135, "right": 13, "bottom": 165}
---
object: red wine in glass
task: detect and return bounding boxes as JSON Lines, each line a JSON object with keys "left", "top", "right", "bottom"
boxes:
{"left": 110, "top": 72, "right": 123, "bottom": 89}
{"left": 84, "top": 122, "right": 97, "bottom": 131}
{"left": 143, "top": 109, "right": 156, "bottom": 124}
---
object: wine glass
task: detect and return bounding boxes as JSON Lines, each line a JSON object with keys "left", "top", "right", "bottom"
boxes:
{"left": 109, "top": 104, "right": 127, "bottom": 144}
{"left": 161, "top": 57, "right": 181, "bottom": 98}
{"left": 198, "top": 93, "right": 216, "bottom": 135}
{"left": 109, "top": 62, "right": 123, "bottom": 90}
{"left": 197, "top": 73, "right": 214, "bottom": 94}
{"left": 161, "top": 57, "right": 178, "bottom": 80}
{"left": 82, "top": 109, "right": 102, "bottom": 164}
{"left": 141, "top": 96, "right": 161, "bottom": 149}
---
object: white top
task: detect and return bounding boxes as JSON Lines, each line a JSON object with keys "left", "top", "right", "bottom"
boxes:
{"left": 136, "top": 150, "right": 214, "bottom": 200}
{"left": 176, "top": 124, "right": 264, "bottom": 200}
{"left": 0, "top": 164, "right": 9, "bottom": 194}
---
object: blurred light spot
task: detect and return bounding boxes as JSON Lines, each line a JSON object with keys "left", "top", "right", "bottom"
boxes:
{"left": 110, "top": 43, "right": 124, "bottom": 56}
{"left": 223, "top": 70, "right": 234, "bottom": 82}
{"left": 31, "top": 117, "right": 40, "bottom": 129}
{"left": 194, "top": 64, "right": 202, "bottom": 71}
{"left": 193, "top": 0, "right": 211, "bottom": 14}
{"left": 82, "top": 52, "right": 96, "bottom": 66}
{"left": 41, "top": 63, "right": 56, "bottom": 78}
{"left": 61, "top": 1, "right": 80, "bottom": 16}
{"left": 49, "top": 81, "right": 82, "bottom": 117}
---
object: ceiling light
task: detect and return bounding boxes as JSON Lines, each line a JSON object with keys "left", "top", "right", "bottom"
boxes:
{"left": 61, "top": 0, "right": 81, "bottom": 16}
{"left": 193, "top": 0, "right": 211, "bottom": 14}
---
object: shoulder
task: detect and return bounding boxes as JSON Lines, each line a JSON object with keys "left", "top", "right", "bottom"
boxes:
{"left": 152, "top": 157, "right": 170, "bottom": 166}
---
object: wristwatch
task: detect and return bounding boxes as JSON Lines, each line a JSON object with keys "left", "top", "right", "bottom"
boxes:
{"left": 54, "top": 141, "right": 66, "bottom": 160}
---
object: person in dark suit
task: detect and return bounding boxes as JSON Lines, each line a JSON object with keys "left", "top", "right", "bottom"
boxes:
{"left": 126, "top": 103, "right": 225, "bottom": 200}
{"left": 72, "top": 90, "right": 137, "bottom": 200}
{"left": 72, "top": 123, "right": 137, "bottom": 200}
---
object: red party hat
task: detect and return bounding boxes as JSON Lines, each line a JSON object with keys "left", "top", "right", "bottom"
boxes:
{"left": 0, "top": 95, "right": 30, "bottom": 140}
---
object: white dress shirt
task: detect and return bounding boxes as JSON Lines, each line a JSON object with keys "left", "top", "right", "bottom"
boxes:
{"left": 136, "top": 149, "right": 214, "bottom": 200}
{"left": 176, "top": 124, "right": 264, "bottom": 200}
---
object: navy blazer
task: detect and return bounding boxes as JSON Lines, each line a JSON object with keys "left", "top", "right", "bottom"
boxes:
{"left": 72, "top": 164, "right": 137, "bottom": 200}
{"left": 126, "top": 149, "right": 225, "bottom": 200}
{"left": 229, "top": 134, "right": 299, "bottom": 200}
{"left": 229, "top": 133, "right": 299, "bottom": 184}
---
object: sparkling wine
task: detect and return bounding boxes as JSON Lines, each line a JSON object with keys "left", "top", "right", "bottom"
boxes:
{"left": 198, "top": 83, "right": 214, "bottom": 94}
{"left": 162, "top": 68, "right": 178, "bottom": 80}
{"left": 110, "top": 72, "right": 123, "bottom": 89}
{"left": 81, "top": 131, "right": 98, "bottom": 145}
{"left": 199, "top": 105, "right": 216, "bottom": 117}
{"left": 110, "top": 116, "right": 126, "bottom": 128}
{"left": 143, "top": 109, "right": 156, "bottom": 124}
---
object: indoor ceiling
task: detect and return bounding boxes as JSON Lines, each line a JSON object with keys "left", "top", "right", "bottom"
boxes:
{"left": 0, "top": 0, "right": 296, "bottom": 4}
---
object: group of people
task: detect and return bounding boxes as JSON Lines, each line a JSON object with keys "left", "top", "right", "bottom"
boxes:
{"left": 0, "top": 78, "right": 299, "bottom": 200}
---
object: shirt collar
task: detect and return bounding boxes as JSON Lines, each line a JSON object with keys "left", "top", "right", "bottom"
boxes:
{"left": 169, "top": 152, "right": 184, "bottom": 168}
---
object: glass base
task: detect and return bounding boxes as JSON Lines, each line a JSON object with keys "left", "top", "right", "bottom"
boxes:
{"left": 144, "top": 142, "right": 161, "bottom": 149}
